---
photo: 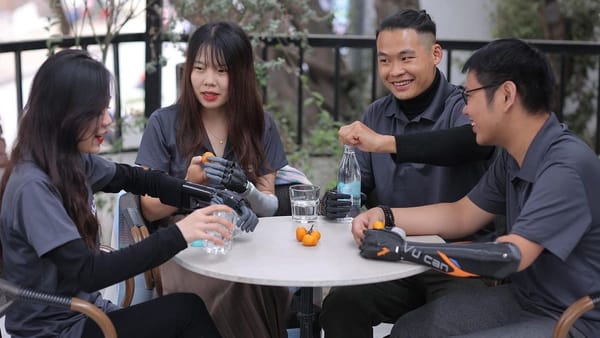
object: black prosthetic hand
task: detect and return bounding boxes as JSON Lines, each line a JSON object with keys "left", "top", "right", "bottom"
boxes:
{"left": 204, "top": 156, "right": 249, "bottom": 193}
{"left": 319, "top": 190, "right": 351, "bottom": 219}
{"left": 105, "top": 164, "right": 259, "bottom": 232}
{"left": 360, "top": 229, "right": 521, "bottom": 280}
{"left": 183, "top": 183, "right": 258, "bottom": 232}
{"left": 210, "top": 189, "right": 259, "bottom": 232}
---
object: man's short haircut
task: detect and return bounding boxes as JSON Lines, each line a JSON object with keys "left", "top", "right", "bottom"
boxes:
{"left": 462, "top": 38, "right": 555, "bottom": 113}
{"left": 376, "top": 9, "right": 436, "bottom": 39}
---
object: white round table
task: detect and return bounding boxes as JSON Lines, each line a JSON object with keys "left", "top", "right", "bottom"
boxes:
{"left": 174, "top": 216, "right": 443, "bottom": 338}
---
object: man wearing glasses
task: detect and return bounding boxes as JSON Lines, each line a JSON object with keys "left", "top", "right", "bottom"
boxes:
{"left": 355, "top": 38, "right": 599, "bottom": 338}
{"left": 320, "top": 9, "right": 498, "bottom": 338}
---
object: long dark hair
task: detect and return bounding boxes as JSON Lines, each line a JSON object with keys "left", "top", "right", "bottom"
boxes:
{"left": 177, "top": 21, "right": 266, "bottom": 182}
{"left": 0, "top": 49, "right": 112, "bottom": 248}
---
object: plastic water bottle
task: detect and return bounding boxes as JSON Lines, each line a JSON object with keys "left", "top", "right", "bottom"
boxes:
{"left": 336, "top": 145, "right": 361, "bottom": 222}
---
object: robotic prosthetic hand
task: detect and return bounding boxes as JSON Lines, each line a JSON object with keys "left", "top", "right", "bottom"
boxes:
{"left": 204, "top": 156, "right": 248, "bottom": 193}
{"left": 179, "top": 182, "right": 259, "bottom": 232}
{"left": 359, "top": 229, "right": 521, "bottom": 280}
{"left": 319, "top": 189, "right": 367, "bottom": 219}
{"left": 105, "top": 164, "right": 259, "bottom": 231}
{"left": 204, "top": 156, "right": 278, "bottom": 216}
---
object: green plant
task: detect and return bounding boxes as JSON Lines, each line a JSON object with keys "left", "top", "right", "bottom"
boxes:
{"left": 285, "top": 78, "right": 345, "bottom": 190}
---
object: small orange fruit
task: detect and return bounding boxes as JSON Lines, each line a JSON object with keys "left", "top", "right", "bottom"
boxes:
{"left": 201, "top": 151, "right": 215, "bottom": 163}
{"left": 296, "top": 226, "right": 307, "bottom": 242}
{"left": 302, "top": 233, "right": 318, "bottom": 246}
{"left": 312, "top": 230, "right": 321, "bottom": 241}
{"left": 372, "top": 220, "right": 385, "bottom": 230}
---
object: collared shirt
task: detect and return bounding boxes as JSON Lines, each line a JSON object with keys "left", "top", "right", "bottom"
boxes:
{"left": 469, "top": 113, "right": 600, "bottom": 337}
{"left": 136, "top": 104, "right": 288, "bottom": 183}
{"left": 358, "top": 71, "right": 489, "bottom": 208}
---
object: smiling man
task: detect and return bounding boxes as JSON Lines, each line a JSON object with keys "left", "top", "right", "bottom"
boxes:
{"left": 319, "top": 9, "right": 497, "bottom": 338}
{"left": 354, "top": 38, "right": 600, "bottom": 338}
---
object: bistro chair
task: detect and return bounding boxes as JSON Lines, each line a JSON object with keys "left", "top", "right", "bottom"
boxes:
{"left": 552, "top": 293, "right": 600, "bottom": 338}
{"left": 0, "top": 278, "right": 119, "bottom": 338}
{"left": 113, "top": 191, "right": 163, "bottom": 299}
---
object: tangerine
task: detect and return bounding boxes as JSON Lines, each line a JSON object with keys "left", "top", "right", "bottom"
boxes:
{"left": 201, "top": 151, "right": 215, "bottom": 163}
{"left": 302, "top": 233, "right": 318, "bottom": 246}
{"left": 312, "top": 230, "right": 321, "bottom": 241}
{"left": 296, "top": 226, "right": 307, "bottom": 242}
{"left": 372, "top": 220, "right": 385, "bottom": 230}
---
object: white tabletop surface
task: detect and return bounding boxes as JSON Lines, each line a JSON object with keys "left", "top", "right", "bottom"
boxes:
{"left": 174, "top": 216, "right": 444, "bottom": 287}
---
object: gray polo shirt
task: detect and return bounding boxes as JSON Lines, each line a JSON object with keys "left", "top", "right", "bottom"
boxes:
{"left": 359, "top": 72, "right": 489, "bottom": 207}
{"left": 136, "top": 104, "right": 288, "bottom": 183}
{"left": 468, "top": 113, "right": 600, "bottom": 337}
{"left": 0, "top": 154, "right": 118, "bottom": 338}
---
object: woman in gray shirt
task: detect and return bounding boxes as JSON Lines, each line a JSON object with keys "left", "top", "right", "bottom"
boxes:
{"left": 0, "top": 49, "right": 233, "bottom": 338}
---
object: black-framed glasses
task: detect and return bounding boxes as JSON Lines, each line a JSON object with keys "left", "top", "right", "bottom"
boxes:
{"left": 459, "top": 84, "right": 500, "bottom": 104}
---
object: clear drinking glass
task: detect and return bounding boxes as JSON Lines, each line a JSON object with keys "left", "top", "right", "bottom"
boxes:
{"left": 202, "top": 210, "right": 238, "bottom": 255}
{"left": 289, "top": 184, "right": 320, "bottom": 224}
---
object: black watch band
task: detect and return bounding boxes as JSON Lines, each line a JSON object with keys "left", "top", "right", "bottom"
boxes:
{"left": 378, "top": 205, "right": 395, "bottom": 230}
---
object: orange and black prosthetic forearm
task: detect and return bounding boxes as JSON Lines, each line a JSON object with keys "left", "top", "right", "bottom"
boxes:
{"left": 360, "top": 229, "right": 521, "bottom": 280}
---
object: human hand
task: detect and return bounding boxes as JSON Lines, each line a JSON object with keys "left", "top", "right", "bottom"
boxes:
{"left": 338, "top": 121, "right": 392, "bottom": 153}
{"left": 176, "top": 204, "right": 235, "bottom": 245}
{"left": 319, "top": 190, "right": 351, "bottom": 219}
{"left": 204, "top": 156, "right": 248, "bottom": 193}
{"left": 351, "top": 207, "right": 385, "bottom": 245}
{"left": 359, "top": 228, "right": 407, "bottom": 262}
{"left": 186, "top": 155, "right": 209, "bottom": 184}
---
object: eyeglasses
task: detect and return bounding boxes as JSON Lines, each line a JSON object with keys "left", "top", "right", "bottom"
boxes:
{"left": 459, "top": 84, "right": 499, "bottom": 104}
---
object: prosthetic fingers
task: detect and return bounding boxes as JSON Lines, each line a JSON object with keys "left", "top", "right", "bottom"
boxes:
{"left": 178, "top": 182, "right": 259, "bottom": 232}
{"left": 359, "top": 229, "right": 521, "bottom": 280}
{"left": 319, "top": 190, "right": 351, "bottom": 219}
{"left": 106, "top": 164, "right": 258, "bottom": 230}
{"left": 204, "top": 156, "right": 278, "bottom": 216}
{"left": 319, "top": 189, "right": 366, "bottom": 219}
{"left": 204, "top": 156, "right": 248, "bottom": 193}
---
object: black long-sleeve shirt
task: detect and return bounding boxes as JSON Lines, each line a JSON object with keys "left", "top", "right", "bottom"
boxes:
{"left": 46, "top": 164, "right": 188, "bottom": 294}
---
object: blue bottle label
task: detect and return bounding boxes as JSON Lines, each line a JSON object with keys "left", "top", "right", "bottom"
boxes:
{"left": 337, "top": 181, "right": 361, "bottom": 197}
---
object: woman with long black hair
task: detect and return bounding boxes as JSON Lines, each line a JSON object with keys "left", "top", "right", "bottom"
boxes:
{"left": 0, "top": 49, "right": 239, "bottom": 338}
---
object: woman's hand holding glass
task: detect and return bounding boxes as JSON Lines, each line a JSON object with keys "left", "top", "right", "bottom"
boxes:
{"left": 176, "top": 204, "right": 235, "bottom": 245}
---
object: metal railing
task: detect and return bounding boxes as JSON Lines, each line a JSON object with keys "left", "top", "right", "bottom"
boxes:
{"left": 1, "top": 33, "right": 599, "bottom": 152}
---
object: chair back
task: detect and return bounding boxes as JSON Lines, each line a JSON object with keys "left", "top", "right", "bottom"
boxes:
{"left": 112, "top": 191, "right": 161, "bottom": 303}
{"left": 274, "top": 184, "right": 294, "bottom": 216}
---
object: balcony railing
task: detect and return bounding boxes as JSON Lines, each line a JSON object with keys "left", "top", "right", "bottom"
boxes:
{"left": 1, "top": 32, "right": 599, "bottom": 152}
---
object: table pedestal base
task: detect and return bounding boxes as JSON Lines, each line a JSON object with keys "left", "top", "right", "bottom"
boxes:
{"left": 298, "top": 287, "right": 320, "bottom": 338}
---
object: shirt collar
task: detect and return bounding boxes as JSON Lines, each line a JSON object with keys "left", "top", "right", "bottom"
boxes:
{"left": 512, "top": 113, "right": 563, "bottom": 182}
{"left": 385, "top": 69, "right": 457, "bottom": 122}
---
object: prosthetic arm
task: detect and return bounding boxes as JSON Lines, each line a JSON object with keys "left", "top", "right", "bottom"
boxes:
{"left": 103, "top": 163, "right": 259, "bottom": 232}
{"left": 359, "top": 229, "right": 521, "bottom": 280}
{"left": 204, "top": 156, "right": 278, "bottom": 216}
